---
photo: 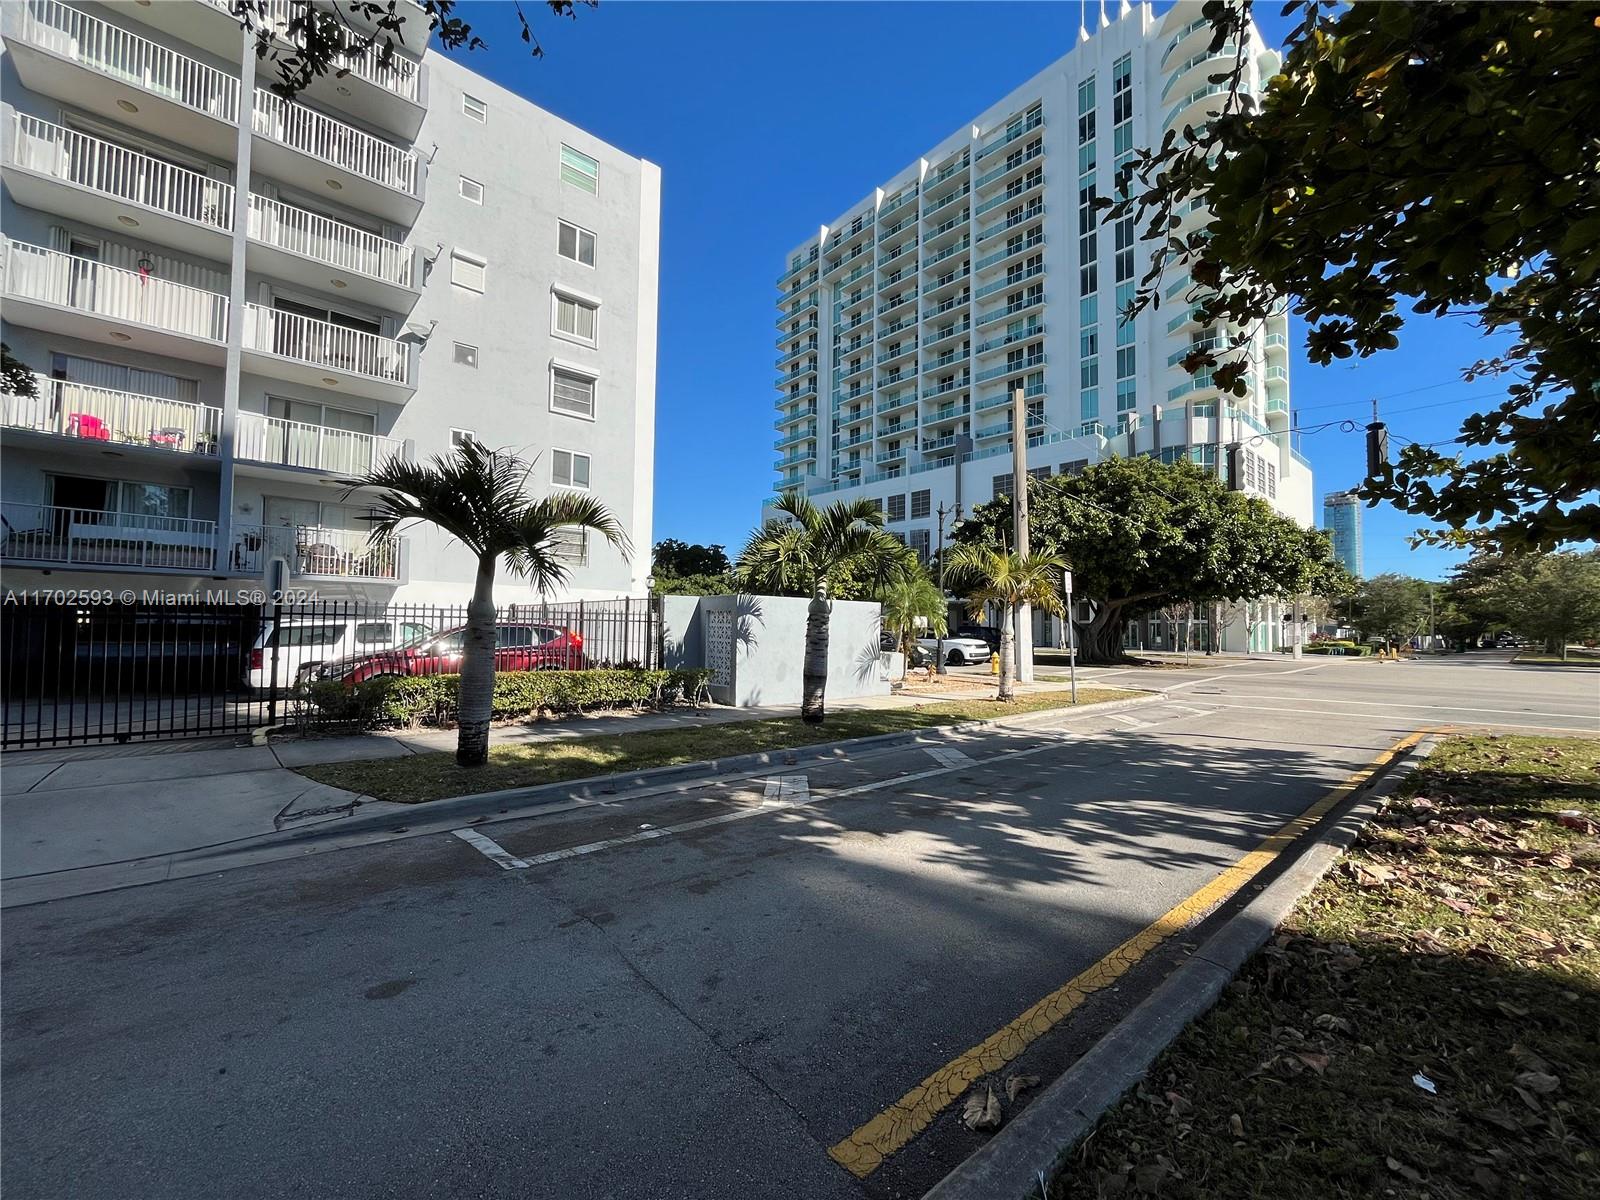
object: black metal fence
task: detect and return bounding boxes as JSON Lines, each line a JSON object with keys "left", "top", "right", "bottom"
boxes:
{"left": 1, "top": 596, "right": 663, "bottom": 749}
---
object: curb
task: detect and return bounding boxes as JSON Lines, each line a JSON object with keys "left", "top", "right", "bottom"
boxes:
{"left": 922, "top": 734, "right": 1442, "bottom": 1200}
{"left": 285, "top": 689, "right": 1167, "bottom": 845}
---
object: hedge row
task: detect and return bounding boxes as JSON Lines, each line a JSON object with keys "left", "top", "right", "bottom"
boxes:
{"left": 298, "top": 668, "right": 714, "bottom": 729}
{"left": 1302, "top": 642, "right": 1374, "bottom": 656}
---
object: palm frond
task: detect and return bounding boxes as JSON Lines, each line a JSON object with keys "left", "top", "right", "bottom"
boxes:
{"left": 734, "top": 520, "right": 815, "bottom": 594}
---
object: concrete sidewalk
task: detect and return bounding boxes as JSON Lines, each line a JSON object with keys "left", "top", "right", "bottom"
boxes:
{"left": 2, "top": 681, "right": 1067, "bottom": 888}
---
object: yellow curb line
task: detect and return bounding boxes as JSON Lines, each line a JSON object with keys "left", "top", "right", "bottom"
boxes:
{"left": 826, "top": 726, "right": 1435, "bottom": 1179}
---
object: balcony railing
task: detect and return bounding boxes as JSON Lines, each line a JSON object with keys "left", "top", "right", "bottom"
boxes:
{"left": 4, "top": 240, "right": 229, "bottom": 341}
{"left": 247, "top": 194, "right": 413, "bottom": 287}
{"left": 1, "top": 503, "right": 217, "bottom": 571}
{"left": 9, "top": 114, "right": 234, "bottom": 232}
{"left": 975, "top": 232, "right": 1044, "bottom": 274}
{"left": 975, "top": 321, "right": 1043, "bottom": 355}
{"left": 974, "top": 354, "right": 1043, "bottom": 384}
{"left": 253, "top": 91, "right": 419, "bottom": 195}
{"left": 246, "top": 0, "right": 422, "bottom": 102}
{"left": 243, "top": 303, "right": 411, "bottom": 386}
{"left": 2, "top": 376, "right": 220, "bottom": 454}
{"left": 975, "top": 173, "right": 1044, "bottom": 218}
{"left": 974, "top": 262, "right": 1043, "bottom": 300}
{"left": 18, "top": 0, "right": 240, "bottom": 121}
{"left": 922, "top": 320, "right": 971, "bottom": 348}
{"left": 235, "top": 412, "right": 405, "bottom": 475}
{"left": 233, "top": 523, "right": 403, "bottom": 580}
{"left": 976, "top": 109, "right": 1043, "bottom": 163}
{"left": 975, "top": 142, "right": 1043, "bottom": 191}
{"left": 977, "top": 201, "right": 1045, "bottom": 245}
{"left": 976, "top": 292, "right": 1044, "bottom": 329}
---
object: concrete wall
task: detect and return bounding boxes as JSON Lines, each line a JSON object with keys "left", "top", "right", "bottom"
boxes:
{"left": 663, "top": 593, "right": 890, "bottom": 708}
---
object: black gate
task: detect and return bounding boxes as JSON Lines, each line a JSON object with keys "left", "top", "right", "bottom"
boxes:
{"left": 1, "top": 596, "right": 664, "bottom": 749}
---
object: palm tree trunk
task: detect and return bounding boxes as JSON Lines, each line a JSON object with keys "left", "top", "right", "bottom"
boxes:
{"left": 802, "top": 585, "right": 831, "bottom": 724}
{"left": 456, "top": 555, "right": 498, "bottom": 767}
{"left": 997, "top": 607, "right": 1015, "bottom": 702}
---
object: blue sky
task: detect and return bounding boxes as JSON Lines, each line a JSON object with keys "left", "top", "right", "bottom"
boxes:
{"left": 443, "top": 1, "right": 1511, "bottom": 582}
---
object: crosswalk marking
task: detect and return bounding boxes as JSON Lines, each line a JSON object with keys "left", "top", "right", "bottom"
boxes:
{"left": 452, "top": 828, "right": 530, "bottom": 870}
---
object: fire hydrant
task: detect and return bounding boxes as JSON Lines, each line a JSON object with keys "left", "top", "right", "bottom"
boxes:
{"left": 989, "top": 652, "right": 1000, "bottom": 676}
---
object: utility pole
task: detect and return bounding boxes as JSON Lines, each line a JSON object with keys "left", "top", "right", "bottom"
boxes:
{"left": 934, "top": 501, "right": 961, "bottom": 675}
{"left": 1009, "top": 383, "right": 1035, "bottom": 682}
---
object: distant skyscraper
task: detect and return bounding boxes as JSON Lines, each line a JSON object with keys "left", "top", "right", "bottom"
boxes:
{"left": 1322, "top": 490, "right": 1363, "bottom": 577}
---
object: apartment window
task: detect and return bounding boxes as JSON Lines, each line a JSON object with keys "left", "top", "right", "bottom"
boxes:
{"left": 551, "top": 526, "right": 589, "bottom": 564}
{"left": 910, "top": 528, "right": 931, "bottom": 562}
{"left": 992, "top": 474, "right": 1011, "bottom": 501}
{"left": 553, "top": 292, "right": 599, "bottom": 344}
{"left": 551, "top": 448, "right": 591, "bottom": 489}
{"left": 450, "top": 250, "right": 486, "bottom": 293}
{"left": 550, "top": 366, "right": 596, "bottom": 419}
{"left": 453, "top": 342, "right": 478, "bottom": 368}
{"left": 450, "top": 428, "right": 477, "bottom": 451}
{"left": 459, "top": 175, "right": 484, "bottom": 204}
{"left": 560, "top": 145, "right": 599, "bottom": 193}
{"left": 558, "top": 220, "right": 596, "bottom": 267}
{"left": 886, "top": 494, "right": 906, "bottom": 522}
{"left": 462, "top": 94, "right": 487, "bottom": 123}
{"left": 911, "top": 489, "right": 931, "bottom": 520}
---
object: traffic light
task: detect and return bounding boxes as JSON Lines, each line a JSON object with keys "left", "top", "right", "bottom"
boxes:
{"left": 1366, "top": 421, "right": 1389, "bottom": 478}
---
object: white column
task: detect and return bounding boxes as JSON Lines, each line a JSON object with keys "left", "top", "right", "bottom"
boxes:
{"left": 215, "top": 31, "right": 256, "bottom": 575}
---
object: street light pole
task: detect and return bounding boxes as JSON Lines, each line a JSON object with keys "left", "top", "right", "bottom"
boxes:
{"left": 1009, "top": 383, "right": 1035, "bottom": 682}
{"left": 934, "top": 501, "right": 961, "bottom": 674}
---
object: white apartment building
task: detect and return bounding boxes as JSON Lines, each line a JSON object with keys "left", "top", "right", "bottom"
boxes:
{"left": 772, "top": 1, "right": 1313, "bottom": 651}
{"left": 0, "top": 0, "right": 659, "bottom": 604}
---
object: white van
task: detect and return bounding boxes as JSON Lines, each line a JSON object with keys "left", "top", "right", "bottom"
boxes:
{"left": 248, "top": 615, "right": 431, "bottom": 691}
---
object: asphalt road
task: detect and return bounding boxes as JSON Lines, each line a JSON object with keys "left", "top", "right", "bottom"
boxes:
{"left": 3, "top": 653, "right": 1595, "bottom": 1199}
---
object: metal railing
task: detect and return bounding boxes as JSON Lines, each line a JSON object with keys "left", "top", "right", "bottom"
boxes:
{"left": 19, "top": 0, "right": 240, "bottom": 121}
{"left": 4, "top": 240, "right": 229, "bottom": 340}
{"left": 231, "top": 523, "right": 403, "bottom": 580}
{"left": 1, "top": 502, "right": 217, "bottom": 570}
{"left": 9, "top": 114, "right": 235, "bottom": 231}
{"left": 253, "top": 90, "right": 419, "bottom": 194}
{"left": 246, "top": 0, "right": 422, "bottom": 102}
{"left": 242, "top": 303, "right": 412, "bottom": 386}
{"left": 247, "top": 194, "right": 413, "bottom": 286}
{"left": 2, "top": 376, "right": 220, "bottom": 453}
{"left": 235, "top": 413, "right": 405, "bottom": 475}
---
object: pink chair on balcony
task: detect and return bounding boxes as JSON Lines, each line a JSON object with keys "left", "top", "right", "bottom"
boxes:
{"left": 67, "top": 413, "right": 111, "bottom": 441}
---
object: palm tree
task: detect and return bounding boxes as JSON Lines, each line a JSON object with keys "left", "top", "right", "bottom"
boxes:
{"left": 878, "top": 566, "right": 947, "bottom": 677}
{"left": 349, "top": 439, "right": 629, "bottom": 767}
{"left": 734, "top": 491, "right": 910, "bottom": 723}
{"left": 947, "top": 546, "right": 1066, "bottom": 702}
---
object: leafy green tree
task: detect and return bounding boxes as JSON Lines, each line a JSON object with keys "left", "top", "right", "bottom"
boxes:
{"left": 946, "top": 548, "right": 1065, "bottom": 702}
{"left": 1106, "top": 0, "right": 1600, "bottom": 551}
{"left": 953, "top": 457, "right": 1342, "bottom": 664}
{"left": 733, "top": 492, "right": 910, "bottom": 723}
{"left": 353, "top": 440, "right": 628, "bottom": 767}
{"left": 1441, "top": 552, "right": 1517, "bottom": 649}
{"left": 651, "top": 540, "right": 731, "bottom": 579}
{"left": 1490, "top": 552, "right": 1600, "bottom": 658}
{"left": 650, "top": 571, "right": 733, "bottom": 598}
{"left": 878, "top": 566, "right": 947, "bottom": 677}
{"left": 225, "top": 1, "right": 594, "bottom": 99}
{"left": 1351, "top": 574, "right": 1431, "bottom": 645}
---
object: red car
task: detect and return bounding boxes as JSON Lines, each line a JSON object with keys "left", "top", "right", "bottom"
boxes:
{"left": 316, "top": 622, "right": 585, "bottom": 685}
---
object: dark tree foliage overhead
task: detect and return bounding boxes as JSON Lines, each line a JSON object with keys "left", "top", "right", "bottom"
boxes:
{"left": 225, "top": 1, "right": 595, "bottom": 99}
{"left": 651, "top": 540, "right": 731, "bottom": 580}
{"left": 1105, "top": 0, "right": 1600, "bottom": 552}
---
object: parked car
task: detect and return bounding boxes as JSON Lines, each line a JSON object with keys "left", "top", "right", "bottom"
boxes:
{"left": 916, "top": 633, "right": 993, "bottom": 667}
{"left": 249, "top": 615, "right": 433, "bottom": 691}
{"left": 880, "top": 631, "right": 933, "bottom": 668}
{"left": 956, "top": 624, "right": 1002, "bottom": 653}
{"left": 315, "top": 622, "right": 586, "bottom": 685}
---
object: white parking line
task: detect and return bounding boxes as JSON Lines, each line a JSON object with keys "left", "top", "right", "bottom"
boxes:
{"left": 1216, "top": 694, "right": 1598, "bottom": 722}
{"left": 925, "top": 747, "right": 973, "bottom": 768}
{"left": 1109, "top": 713, "right": 1151, "bottom": 729}
{"left": 452, "top": 828, "right": 530, "bottom": 870}
{"left": 1205, "top": 701, "right": 1598, "bottom": 733}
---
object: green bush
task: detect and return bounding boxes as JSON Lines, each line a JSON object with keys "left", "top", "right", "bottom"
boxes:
{"left": 303, "top": 668, "right": 714, "bottom": 729}
{"left": 1302, "top": 642, "right": 1373, "bottom": 656}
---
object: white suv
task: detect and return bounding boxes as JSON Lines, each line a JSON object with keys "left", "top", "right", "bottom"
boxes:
{"left": 248, "top": 615, "right": 432, "bottom": 691}
{"left": 915, "top": 633, "right": 993, "bottom": 667}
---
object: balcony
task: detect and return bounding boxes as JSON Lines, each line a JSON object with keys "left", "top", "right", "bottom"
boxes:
{"left": 922, "top": 376, "right": 970, "bottom": 401}
{"left": 921, "top": 434, "right": 958, "bottom": 454}
{"left": 777, "top": 362, "right": 817, "bottom": 386}
{"left": 776, "top": 341, "right": 817, "bottom": 370}
{"left": 878, "top": 186, "right": 917, "bottom": 220}
{"left": 232, "top": 523, "right": 406, "bottom": 581}
{"left": 875, "top": 393, "right": 917, "bottom": 415}
{"left": 924, "top": 401, "right": 970, "bottom": 425}
{"left": 775, "top": 294, "right": 818, "bottom": 326}
{"left": 234, "top": 412, "right": 406, "bottom": 477}
{"left": 976, "top": 291, "right": 1044, "bottom": 329}
{"left": 975, "top": 321, "right": 1043, "bottom": 356}
{"left": 0, "top": 502, "right": 220, "bottom": 572}
{"left": 924, "top": 236, "right": 970, "bottom": 270}
{"left": 246, "top": 194, "right": 418, "bottom": 311}
{"left": 922, "top": 320, "right": 970, "bottom": 349}
{"left": 879, "top": 315, "right": 916, "bottom": 341}
{"left": 975, "top": 172, "right": 1044, "bottom": 218}
{"left": 774, "top": 401, "right": 817, "bottom": 425}
{"left": 926, "top": 348, "right": 967, "bottom": 371}
{"left": 2, "top": 376, "right": 221, "bottom": 457}
{"left": 252, "top": 91, "right": 423, "bottom": 224}
{"left": 4, "top": 115, "right": 234, "bottom": 260}
{"left": 256, "top": 0, "right": 425, "bottom": 138}
{"left": 775, "top": 449, "right": 816, "bottom": 469}
{"left": 778, "top": 250, "right": 820, "bottom": 287}
{"left": 974, "top": 262, "right": 1043, "bottom": 301}
{"left": 925, "top": 155, "right": 969, "bottom": 192}
{"left": 975, "top": 231, "right": 1044, "bottom": 274}
{"left": 241, "top": 303, "right": 415, "bottom": 402}
{"left": 874, "top": 447, "right": 907, "bottom": 465}
{"left": 6, "top": 1, "right": 239, "bottom": 158}
{"left": 876, "top": 343, "right": 914, "bottom": 367}
{"left": 3, "top": 241, "right": 228, "bottom": 362}
{"left": 975, "top": 354, "right": 1043, "bottom": 384}
{"left": 1163, "top": 45, "right": 1240, "bottom": 106}
{"left": 876, "top": 291, "right": 917, "bottom": 317}
{"left": 974, "top": 141, "right": 1043, "bottom": 192}
{"left": 779, "top": 273, "right": 819, "bottom": 304}
{"left": 975, "top": 109, "right": 1043, "bottom": 163}
{"left": 838, "top": 408, "right": 872, "bottom": 427}
{"left": 922, "top": 293, "right": 969, "bottom": 321}
{"left": 1266, "top": 331, "right": 1289, "bottom": 354}
{"left": 923, "top": 184, "right": 970, "bottom": 223}
{"left": 977, "top": 201, "right": 1045, "bottom": 245}
{"left": 777, "top": 426, "right": 817, "bottom": 450}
